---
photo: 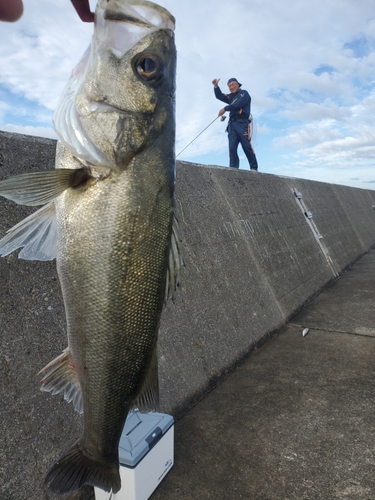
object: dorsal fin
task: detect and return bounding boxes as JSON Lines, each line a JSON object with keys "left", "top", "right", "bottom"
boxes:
{"left": 164, "top": 213, "right": 184, "bottom": 302}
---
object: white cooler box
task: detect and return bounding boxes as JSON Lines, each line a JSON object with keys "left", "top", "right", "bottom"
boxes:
{"left": 95, "top": 411, "right": 174, "bottom": 500}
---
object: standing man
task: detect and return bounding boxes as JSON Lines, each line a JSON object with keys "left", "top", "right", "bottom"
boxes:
{"left": 213, "top": 77, "right": 258, "bottom": 171}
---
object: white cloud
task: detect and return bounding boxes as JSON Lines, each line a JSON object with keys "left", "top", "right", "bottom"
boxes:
{"left": 0, "top": 0, "right": 93, "bottom": 110}
{"left": 283, "top": 102, "right": 353, "bottom": 123}
{"left": 274, "top": 121, "right": 342, "bottom": 149}
{"left": 298, "top": 129, "right": 375, "bottom": 164}
{"left": 272, "top": 88, "right": 375, "bottom": 172}
{"left": 0, "top": 0, "right": 375, "bottom": 188}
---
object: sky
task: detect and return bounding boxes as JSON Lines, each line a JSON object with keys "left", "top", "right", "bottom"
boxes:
{"left": 1, "top": 0, "right": 375, "bottom": 189}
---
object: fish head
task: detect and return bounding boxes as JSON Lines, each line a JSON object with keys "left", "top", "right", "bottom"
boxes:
{"left": 54, "top": 0, "right": 176, "bottom": 171}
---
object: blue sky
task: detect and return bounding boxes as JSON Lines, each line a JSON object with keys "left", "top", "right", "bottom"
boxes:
{"left": 1, "top": 0, "right": 375, "bottom": 189}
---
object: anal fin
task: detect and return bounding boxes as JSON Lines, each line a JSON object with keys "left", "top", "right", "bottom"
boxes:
{"left": 38, "top": 348, "right": 83, "bottom": 414}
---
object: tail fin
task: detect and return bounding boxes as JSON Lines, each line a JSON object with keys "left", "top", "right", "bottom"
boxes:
{"left": 44, "top": 440, "right": 121, "bottom": 495}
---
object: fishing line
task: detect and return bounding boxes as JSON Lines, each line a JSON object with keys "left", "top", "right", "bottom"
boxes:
{"left": 175, "top": 115, "right": 226, "bottom": 158}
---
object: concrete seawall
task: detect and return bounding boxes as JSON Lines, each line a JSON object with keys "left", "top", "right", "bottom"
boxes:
{"left": 159, "top": 161, "right": 375, "bottom": 416}
{"left": 1, "top": 130, "right": 375, "bottom": 499}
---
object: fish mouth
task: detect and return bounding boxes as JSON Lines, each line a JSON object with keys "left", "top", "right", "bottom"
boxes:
{"left": 96, "top": 0, "right": 175, "bottom": 59}
{"left": 53, "top": 0, "right": 175, "bottom": 170}
{"left": 102, "top": 0, "right": 175, "bottom": 27}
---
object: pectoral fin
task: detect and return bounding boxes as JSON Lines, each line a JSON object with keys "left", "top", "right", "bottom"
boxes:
{"left": 38, "top": 348, "right": 83, "bottom": 414}
{"left": 0, "top": 168, "right": 95, "bottom": 260}
{"left": 0, "top": 202, "right": 56, "bottom": 260}
{"left": 0, "top": 168, "right": 93, "bottom": 206}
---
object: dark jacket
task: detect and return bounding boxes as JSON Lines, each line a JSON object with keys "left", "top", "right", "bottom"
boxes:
{"left": 214, "top": 86, "right": 251, "bottom": 120}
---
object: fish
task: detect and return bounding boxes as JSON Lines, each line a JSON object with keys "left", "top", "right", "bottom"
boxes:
{"left": 0, "top": 0, "right": 181, "bottom": 495}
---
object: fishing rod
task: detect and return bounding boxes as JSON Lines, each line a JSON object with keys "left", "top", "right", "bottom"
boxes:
{"left": 176, "top": 115, "right": 227, "bottom": 158}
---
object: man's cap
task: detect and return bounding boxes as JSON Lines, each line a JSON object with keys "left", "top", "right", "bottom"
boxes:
{"left": 227, "top": 78, "right": 242, "bottom": 86}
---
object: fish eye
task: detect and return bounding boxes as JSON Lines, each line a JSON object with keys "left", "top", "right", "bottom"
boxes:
{"left": 135, "top": 54, "right": 162, "bottom": 81}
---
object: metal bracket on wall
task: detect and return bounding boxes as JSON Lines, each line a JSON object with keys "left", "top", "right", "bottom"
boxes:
{"left": 292, "top": 188, "right": 339, "bottom": 277}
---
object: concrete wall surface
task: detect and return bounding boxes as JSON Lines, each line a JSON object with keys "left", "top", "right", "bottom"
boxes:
{"left": 159, "top": 161, "right": 375, "bottom": 415}
{"left": 1, "top": 130, "right": 375, "bottom": 499}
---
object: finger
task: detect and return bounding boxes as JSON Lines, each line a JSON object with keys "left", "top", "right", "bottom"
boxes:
{"left": 0, "top": 0, "right": 23, "bottom": 22}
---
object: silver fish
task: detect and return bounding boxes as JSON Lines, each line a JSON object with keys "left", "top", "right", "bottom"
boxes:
{"left": 0, "top": 0, "right": 181, "bottom": 495}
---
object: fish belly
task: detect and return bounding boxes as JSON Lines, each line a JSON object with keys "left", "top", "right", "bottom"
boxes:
{"left": 51, "top": 155, "right": 172, "bottom": 492}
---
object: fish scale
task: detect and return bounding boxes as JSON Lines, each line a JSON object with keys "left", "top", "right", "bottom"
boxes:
{"left": 0, "top": 0, "right": 178, "bottom": 495}
{"left": 55, "top": 152, "right": 172, "bottom": 458}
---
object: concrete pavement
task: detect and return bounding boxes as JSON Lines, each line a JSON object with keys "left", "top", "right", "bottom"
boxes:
{"left": 151, "top": 249, "right": 375, "bottom": 499}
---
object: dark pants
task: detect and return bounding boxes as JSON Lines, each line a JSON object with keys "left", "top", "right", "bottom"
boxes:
{"left": 227, "top": 120, "right": 258, "bottom": 170}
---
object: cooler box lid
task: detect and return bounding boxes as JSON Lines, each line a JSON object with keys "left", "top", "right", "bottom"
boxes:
{"left": 118, "top": 411, "right": 174, "bottom": 468}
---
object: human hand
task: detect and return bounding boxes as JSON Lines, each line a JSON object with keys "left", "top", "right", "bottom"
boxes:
{"left": 0, "top": 0, "right": 23, "bottom": 22}
{"left": 218, "top": 108, "right": 226, "bottom": 117}
{"left": 212, "top": 78, "right": 220, "bottom": 88}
